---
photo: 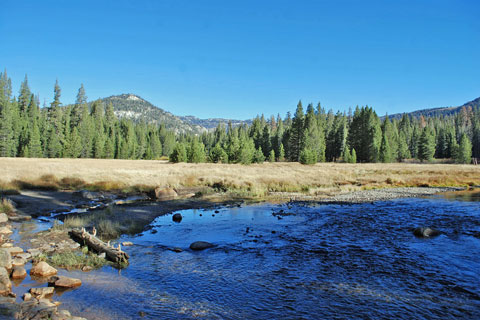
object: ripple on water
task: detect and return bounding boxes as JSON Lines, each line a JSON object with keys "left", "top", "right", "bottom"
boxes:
{"left": 15, "top": 192, "right": 480, "bottom": 319}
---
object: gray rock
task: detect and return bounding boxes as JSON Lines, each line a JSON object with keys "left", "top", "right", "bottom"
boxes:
{"left": 73, "top": 190, "right": 102, "bottom": 200}
{"left": 0, "top": 249, "right": 12, "bottom": 270}
{"left": 0, "top": 267, "right": 11, "bottom": 296}
{"left": 0, "top": 213, "right": 8, "bottom": 224}
{"left": 189, "top": 241, "right": 214, "bottom": 251}
{"left": 413, "top": 227, "right": 442, "bottom": 238}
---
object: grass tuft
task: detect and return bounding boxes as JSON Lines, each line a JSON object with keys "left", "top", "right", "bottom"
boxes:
{"left": 0, "top": 198, "right": 15, "bottom": 214}
{"left": 34, "top": 250, "right": 108, "bottom": 269}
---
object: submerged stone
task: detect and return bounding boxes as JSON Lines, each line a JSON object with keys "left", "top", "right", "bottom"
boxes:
{"left": 413, "top": 227, "right": 441, "bottom": 238}
{"left": 172, "top": 213, "right": 182, "bottom": 222}
{"left": 189, "top": 241, "right": 214, "bottom": 251}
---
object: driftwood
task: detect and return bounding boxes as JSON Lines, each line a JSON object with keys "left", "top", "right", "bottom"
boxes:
{"left": 69, "top": 229, "right": 129, "bottom": 264}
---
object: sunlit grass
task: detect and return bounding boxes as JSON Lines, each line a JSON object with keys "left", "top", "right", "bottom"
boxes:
{"left": 0, "top": 158, "right": 478, "bottom": 198}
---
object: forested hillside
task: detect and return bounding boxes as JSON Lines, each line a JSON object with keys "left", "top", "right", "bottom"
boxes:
{"left": 73, "top": 94, "right": 250, "bottom": 134}
{"left": 1, "top": 71, "right": 479, "bottom": 164}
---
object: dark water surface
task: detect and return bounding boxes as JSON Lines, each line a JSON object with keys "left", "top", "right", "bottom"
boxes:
{"left": 24, "top": 191, "right": 480, "bottom": 319}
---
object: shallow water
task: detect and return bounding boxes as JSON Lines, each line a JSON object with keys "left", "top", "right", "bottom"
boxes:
{"left": 15, "top": 191, "right": 480, "bottom": 319}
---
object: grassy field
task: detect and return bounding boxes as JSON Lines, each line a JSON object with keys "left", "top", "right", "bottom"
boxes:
{"left": 1, "top": 157, "right": 479, "bottom": 197}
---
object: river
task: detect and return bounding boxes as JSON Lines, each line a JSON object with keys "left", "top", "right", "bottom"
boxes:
{"left": 12, "top": 190, "right": 480, "bottom": 319}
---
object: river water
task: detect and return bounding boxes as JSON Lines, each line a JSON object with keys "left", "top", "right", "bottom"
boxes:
{"left": 14, "top": 190, "right": 480, "bottom": 319}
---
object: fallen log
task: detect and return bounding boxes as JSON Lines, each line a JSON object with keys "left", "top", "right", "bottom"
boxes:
{"left": 69, "top": 229, "right": 129, "bottom": 265}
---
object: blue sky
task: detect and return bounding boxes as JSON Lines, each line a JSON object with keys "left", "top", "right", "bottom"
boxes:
{"left": 1, "top": 0, "right": 479, "bottom": 119}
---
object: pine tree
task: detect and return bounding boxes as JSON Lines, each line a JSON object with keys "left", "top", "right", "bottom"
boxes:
{"left": 278, "top": 143, "right": 285, "bottom": 161}
{"left": 343, "top": 146, "right": 351, "bottom": 163}
{"left": 417, "top": 127, "right": 436, "bottom": 162}
{"left": 288, "top": 101, "right": 305, "bottom": 161}
{"left": 170, "top": 143, "right": 187, "bottom": 163}
{"left": 299, "top": 147, "right": 316, "bottom": 164}
{"left": 18, "top": 75, "right": 31, "bottom": 113}
{"left": 188, "top": 139, "right": 206, "bottom": 163}
{"left": 455, "top": 133, "right": 472, "bottom": 164}
{"left": 379, "top": 131, "right": 392, "bottom": 163}
{"left": 65, "top": 127, "right": 82, "bottom": 158}
{"left": 27, "top": 120, "right": 43, "bottom": 157}
{"left": 304, "top": 104, "right": 326, "bottom": 162}
{"left": 350, "top": 148, "right": 357, "bottom": 163}
{"left": 239, "top": 137, "right": 255, "bottom": 164}
{"left": 268, "top": 149, "right": 275, "bottom": 162}
{"left": 348, "top": 106, "right": 381, "bottom": 162}
{"left": 253, "top": 147, "right": 265, "bottom": 163}
{"left": 148, "top": 131, "right": 162, "bottom": 159}
{"left": 210, "top": 143, "right": 228, "bottom": 163}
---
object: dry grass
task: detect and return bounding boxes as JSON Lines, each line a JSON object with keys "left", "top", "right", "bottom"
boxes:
{"left": 0, "top": 198, "right": 16, "bottom": 214}
{"left": 0, "top": 158, "right": 479, "bottom": 197}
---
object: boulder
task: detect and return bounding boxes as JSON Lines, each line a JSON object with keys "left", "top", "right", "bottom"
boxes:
{"left": 0, "top": 226, "right": 12, "bottom": 235}
{"left": 5, "top": 247, "right": 23, "bottom": 255}
{"left": 413, "top": 227, "right": 441, "bottom": 238}
{"left": 0, "top": 213, "right": 8, "bottom": 224}
{"left": 0, "top": 267, "right": 11, "bottom": 296}
{"left": 12, "top": 256, "right": 27, "bottom": 267}
{"left": 29, "top": 287, "right": 54, "bottom": 299}
{"left": 6, "top": 215, "right": 31, "bottom": 222}
{"left": 122, "top": 242, "right": 134, "bottom": 246}
{"left": 0, "top": 249, "right": 12, "bottom": 271}
{"left": 150, "top": 187, "right": 178, "bottom": 200}
{"left": 27, "top": 248, "right": 42, "bottom": 257}
{"left": 0, "top": 243, "right": 12, "bottom": 248}
{"left": 172, "top": 213, "right": 182, "bottom": 222}
{"left": 22, "top": 292, "right": 32, "bottom": 301}
{"left": 48, "top": 276, "right": 82, "bottom": 288}
{"left": 30, "top": 261, "right": 57, "bottom": 277}
{"left": 81, "top": 266, "right": 93, "bottom": 272}
{"left": 189, "top": 241, "right": 214, "bottom": 251}
{"left": 11, "top": 266, "right": 27, "bottom": 279}
{"left": 73, "top": 190, "right": 101, "bottom": 200}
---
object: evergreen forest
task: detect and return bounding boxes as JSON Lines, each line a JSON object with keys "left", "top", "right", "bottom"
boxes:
{"left": 1, "top": 71, "right": 479, "bottom": 165}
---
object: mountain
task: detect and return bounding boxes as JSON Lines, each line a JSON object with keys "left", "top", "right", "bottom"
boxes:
{"left": 178, "top": 115, "right": 251, "bottom": 129}
{"left": 96, "top": 94, "right": 249, "bottom": 134}
{"left": 387, "top": 96, "right": 480, "bottom": 120}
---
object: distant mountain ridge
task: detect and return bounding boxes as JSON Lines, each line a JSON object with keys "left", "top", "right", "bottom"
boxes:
{"left": 387, "top": 96, "right": 480, "bottom": 119}
{"left": 96, "top": 94, "right": 250, "bottom": 134}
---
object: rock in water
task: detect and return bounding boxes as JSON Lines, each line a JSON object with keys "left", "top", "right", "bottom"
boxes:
{"left": 48, "top": 276, "right": 82, "bottom": 288}
{"left": 11, "top": 266, "right": 27, "bottom": 279}
{"left": 189, "top": 241, "right": 214, "bottom": 251}
{"left": 29, "top": 287, "right": 54, "bottom": 299}
{"left": 30, "top": 261, "right": 57, "bottom": 277}
{"left": 413, "top": 227, "right": 441, "bottom": 238}
{"left": 172, "top": 213, "right": 182, "bottom": 222}
{"left": 0, "top": 226, "right": 12, "bottom": 235}
{"left": 0, "top": 267, "right": 12, "bottom": 296}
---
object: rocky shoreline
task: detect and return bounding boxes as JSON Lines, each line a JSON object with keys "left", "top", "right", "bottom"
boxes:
{"left": 315, "top": 186, "right": 466, "bottom": 204}
{"left": 0, "top": 185, "right": 470, "bottom": 319}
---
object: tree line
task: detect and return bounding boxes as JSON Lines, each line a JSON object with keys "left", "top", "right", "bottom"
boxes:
{"left": 1, "top": 70, "right": 479, "bottom": 164}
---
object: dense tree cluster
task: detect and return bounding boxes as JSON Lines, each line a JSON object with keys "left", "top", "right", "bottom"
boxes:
{"left": 1, "top": 71, "right": 479, "bottom": 164}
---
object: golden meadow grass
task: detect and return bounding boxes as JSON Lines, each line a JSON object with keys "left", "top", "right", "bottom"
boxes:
{"left": 1, "top": 158, "right": 479, "bottom": 197}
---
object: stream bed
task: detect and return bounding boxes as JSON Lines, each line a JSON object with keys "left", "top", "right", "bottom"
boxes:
{"left": 11, "top": 190, "right": 480, "bottom": 319}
